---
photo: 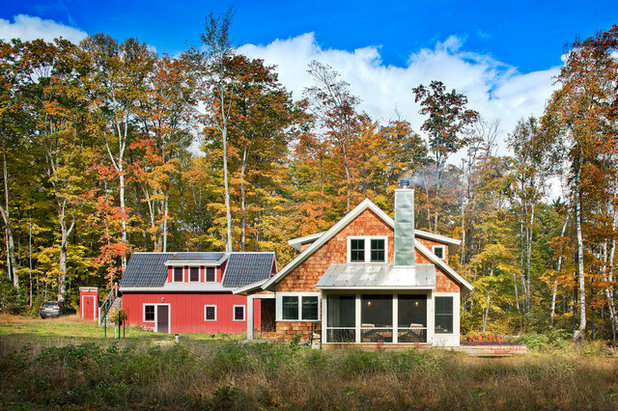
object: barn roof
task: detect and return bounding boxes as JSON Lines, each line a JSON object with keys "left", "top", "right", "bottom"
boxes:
{"left": 119, "top": 252, "right": 275, "bottom": 291}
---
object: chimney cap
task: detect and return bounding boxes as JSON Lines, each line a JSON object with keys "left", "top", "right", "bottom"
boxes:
{"left": 399, "top": 179, "right": 410, "bottom": 188}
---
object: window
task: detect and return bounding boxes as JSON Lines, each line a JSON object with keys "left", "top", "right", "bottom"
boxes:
{"left": 206, "top": 267, "right": 216, "bottom": 282}
{"left": 204, "top": 305, "right": 216, "bottom": 321}
{"left": 398, "top": 295, "right": 427, "bottom": 343}
{"left": 435, "top": 296, "right": 453, "bottom": 333}
{"left": 432, "top": 245, "right": 445, "bottom": 260}
{"left": 348, "top": 237, "right": 388, "bottom": 263}
{"left": 371, "top": 239, "right": 385, "bottom": 262}
{"left": 190, "top": 267, "right": 200, "bottom": 282}
{"left": 282, "top": 296, "right": 298, "bottom": 320}
{"left": 233, "top": 305, "right": 245, "bottom": 321}
{"left": 302, "top": 296, "right": 318, "bottom": 320}
{"left": 144, "top": 305, "right": 155, "bottom": 322}
{"left": 280, "top": 295, "right": 319, "bottom": 321}
{"left": 174, "top": 266, "right": 183, "bottom": 282}
{"left": 350, "top": 239, "right": 365, "bottom": 262}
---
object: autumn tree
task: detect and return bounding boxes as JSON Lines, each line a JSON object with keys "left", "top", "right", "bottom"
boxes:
{"left": 412, "top": 80, "right": 478, "bottom": 232}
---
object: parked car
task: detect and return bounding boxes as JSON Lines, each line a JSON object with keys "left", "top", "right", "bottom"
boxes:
{"left": 40, "top": 301, "right": 76, "bottom": 319}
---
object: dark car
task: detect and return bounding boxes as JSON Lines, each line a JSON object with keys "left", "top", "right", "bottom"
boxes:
{"left": 40, "top": 301, "right": 77, "bottom": 319}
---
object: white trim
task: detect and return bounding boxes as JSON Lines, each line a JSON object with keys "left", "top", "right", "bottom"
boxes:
{"left": 432, "top": 245, "right": 446, "bottom": 261}
{"left": 204, "top": 304, "right": 217, "bottom": 321}
{"left": 276, "top": 292, "right": 320, "bottom": 321}
{"left": 80, "top": 295, "right": 97, "bottom": 320}
{"left": 232, "top": 279, "right": 269, "bottom": 295}
{"left": 347, "top": 236, "right": 388, "bottom": 263}
{"left": 233, "top": 305, "right": 245, "bottom": 321}
{"left": 265, "top": 198, "right": 471, "bottom": 292}
{"left": 288, "top": 232, "right": 324, "bottom": 252}
{"left": 143, "top": 304, "right": 156, "bottom": 322}
{"left": 415, "top": 229, "right": 460, "bottom": 245}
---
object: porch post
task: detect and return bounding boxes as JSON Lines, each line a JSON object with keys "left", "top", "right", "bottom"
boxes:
{"left": 393, "top": 294, "right": 398, "bottom": 344}
{"left": 355, "top": 294, "right": 361, "bottom": 344}
{"left": 321, "top": 293, "right": 327, "bottom": 344}
{"left": 427, "top": 292, "right": 434, "bottom": 345}
{"left": 247, "top": 295, "right": 254, "bottom": 340}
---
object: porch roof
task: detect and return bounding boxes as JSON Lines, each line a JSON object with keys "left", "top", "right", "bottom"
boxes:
{"left": 316, "top": 263, "right": 436, "bottom": 290}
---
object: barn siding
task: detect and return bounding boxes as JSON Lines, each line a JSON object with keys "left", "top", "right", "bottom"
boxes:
{"left": 123, "top": 293, "right": 260, "bottom": 334}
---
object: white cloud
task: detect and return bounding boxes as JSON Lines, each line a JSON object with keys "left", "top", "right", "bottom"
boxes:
{"left": 238, "top": 32, "right": 561, "bottom": 156}
{"left": 0, "top": 14, "right": 87, "bottom": 44}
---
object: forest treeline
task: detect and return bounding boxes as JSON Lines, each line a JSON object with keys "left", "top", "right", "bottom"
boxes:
{"left": 1, "top": 15, "right": 617, "bottom": 340}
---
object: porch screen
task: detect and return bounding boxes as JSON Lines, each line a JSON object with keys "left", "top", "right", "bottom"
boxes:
{"left": 398, "top": 295, "right": 427, "bottom": 342}
{"left": 326, "top": 295, "right": 355, "bottom": 342}
{"left": 361, "top": 295, "right": 393, "bottom": 342}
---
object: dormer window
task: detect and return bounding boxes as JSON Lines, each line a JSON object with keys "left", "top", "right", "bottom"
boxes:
{"left": 173, "top": 267, "right": 183, "bottom": 282}
{"left": 432, "top": 245, "right": 445, "bottom": 261}
{"left": 206, "top": 267, "right": 216, "bottom": 282}
{"left": 190, "top": 267, "right": 200, "bottom": 282}
{"left": 348, "top": 237, "right": 387, "bottom": 263}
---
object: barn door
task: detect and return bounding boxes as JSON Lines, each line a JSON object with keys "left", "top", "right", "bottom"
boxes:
{"left": 157, "top": 305, "right": 169, "bottom": 333}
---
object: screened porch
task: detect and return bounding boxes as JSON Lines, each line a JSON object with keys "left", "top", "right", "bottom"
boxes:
{"left": 324, "top": 293, "right": 430, "bottom": 344}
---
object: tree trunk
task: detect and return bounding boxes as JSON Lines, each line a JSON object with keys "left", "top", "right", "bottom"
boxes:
{"left": 551, "top": 215, "right": 569, "bottom": 327}
{"left": 575, "top": 154, "right": 586, "bottom": 338}
{"left": 240, "top": 147, "right": 249, "bottom": 251}
{"left": 57, "top": 199, "right": 75, "bottom": 301}
{"left": 221, "top": 94, "right": 233, "bottom": 252}
{"left": 605, "top": 209, "right": 617, "bottom": 341}
{"left": 0, "top": 152, "right": 18, "bottom": 291}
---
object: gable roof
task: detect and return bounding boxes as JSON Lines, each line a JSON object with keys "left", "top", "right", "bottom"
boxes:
{"left": 222, "top": 253, "right": 275, "bottom": 287}
{"left": 119, "top": 251, "right": 275, "bottom": 291}
{"left": 262, "top": 198, "right": 473, "bottom": 292}
{"left": 120, "top": 252, "right": 175, "bottom": 287}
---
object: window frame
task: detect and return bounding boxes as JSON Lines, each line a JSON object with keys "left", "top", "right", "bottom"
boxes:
{"left": 432, "top": 245, "right": 446, "bottom": 261}
{"left": 276, "top": 292, "right": 321, "bottom": 321}
{"left": 347, "top": 236, "right": 388, "bottom": 263}
{"left": 205, "top": 267, "right": 216, "bottom": 283}
{"left": 434, "top": 295, "right": 454, "bottom": 334}
{"left": 143, "top": 304, "right": 155, "bottom": 322}
{"left": 233, "top": 305, "right": 245, "bottom": 321}
{"left": 204, "top": 305, "right": 217, "bottom": 321}
{"left": 189, "top": 266, "right": 200, "bottom": 282}
{"left": 173, "top": 266, "right": 184, "bottom": 282}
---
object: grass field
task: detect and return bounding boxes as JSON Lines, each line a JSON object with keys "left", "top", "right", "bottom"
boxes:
{"left": 1, "top": 314, "right": 617, "bottom": 409}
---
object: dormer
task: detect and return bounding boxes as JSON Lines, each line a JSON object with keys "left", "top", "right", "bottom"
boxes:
{"left": 164, "top": 252, "right": 228, "bottom": 284}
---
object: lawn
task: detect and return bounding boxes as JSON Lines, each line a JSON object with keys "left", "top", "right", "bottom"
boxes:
{"left": 1, "top": 315, "right": 617, "bottom": 409}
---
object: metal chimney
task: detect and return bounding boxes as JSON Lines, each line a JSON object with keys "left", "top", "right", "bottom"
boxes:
{"left": 394, "top": 184, "right": 415, "bottom": 266}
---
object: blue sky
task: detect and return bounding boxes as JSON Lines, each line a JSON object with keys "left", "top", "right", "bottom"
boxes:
{"left": 1, "top": 0, "right": 615, "bottom": 73}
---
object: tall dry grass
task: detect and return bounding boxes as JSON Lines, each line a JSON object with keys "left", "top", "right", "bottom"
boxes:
{"left": 1, "top": 335, "right": 617, "bottom": 409}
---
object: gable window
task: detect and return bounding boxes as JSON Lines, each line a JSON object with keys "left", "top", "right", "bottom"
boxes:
{"left": 233, "top": 305, "right": 245, "bottom": 321}
{"left": 371, "top": 239, "right": 385, "bottom": 262}
{"left": 350, "top": 239, "right": 365, "bottom": 262}
{"left": 204, "top": 305, "right": 216, "bottom": 321}
{"left": 144, "top": 305, "right": 155, "bottom": 322}
{"left": 348, "top": 237, "right": 388, "bottom": 263}
{"left": 432, "top": 245, "right": 445, "bottom": 260}
{"left": 190, "top": 267, "right": 200, "bottom": 282}
{"left": 280, "top": 294, "right": 320, "bottom": 321}
{"left": 435, "top": 296, "right": 453, "bottom": 333}
{"left": 173, "top": 267, "right": 183, "bottom": 282}
{"left": 206, "top": 267, "right": 216, "bottom": 282}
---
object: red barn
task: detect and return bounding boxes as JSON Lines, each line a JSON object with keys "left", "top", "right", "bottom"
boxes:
{"left": 119, "top": 252, "right": 276, "bottom": 334}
